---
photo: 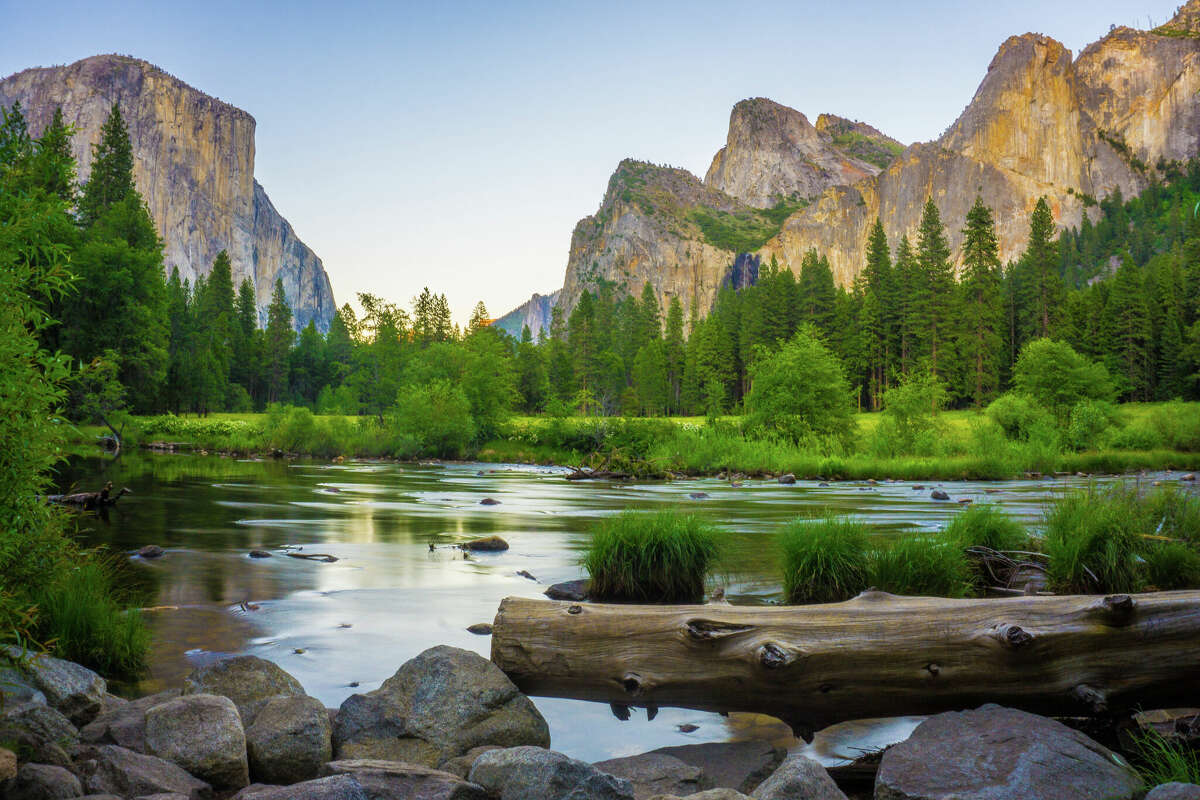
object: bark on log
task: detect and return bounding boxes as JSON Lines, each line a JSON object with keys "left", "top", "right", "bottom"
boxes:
{"left": 490, "top": 591, "right": 1200, "bottom": 741}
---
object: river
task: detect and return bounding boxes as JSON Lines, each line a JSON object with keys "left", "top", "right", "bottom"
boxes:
{"left": 56, "top": 452, "right": 1157, "bottom": 765}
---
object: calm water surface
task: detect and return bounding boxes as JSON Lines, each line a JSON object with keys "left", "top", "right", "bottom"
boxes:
{"left": 56, "top": 452, "right": 1174, "bottom": 763}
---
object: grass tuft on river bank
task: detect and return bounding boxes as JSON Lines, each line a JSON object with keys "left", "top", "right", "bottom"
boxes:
{"left": 778, "top": 516, "right": 870, "bottom": 604}
{"left": 582, "top": 510, "right": 720, "bottom": 603}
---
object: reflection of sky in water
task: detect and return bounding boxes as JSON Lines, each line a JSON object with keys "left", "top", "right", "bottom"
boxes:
{"left": 58, "top": 454, "right": 1184, "bottom": 762}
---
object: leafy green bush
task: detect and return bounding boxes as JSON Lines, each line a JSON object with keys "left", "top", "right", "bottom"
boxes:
{"left": 986, "top": 393, "right": 1058, "bottom": 441}
{"left": 583, "top": 510, "right": 720, "bottom": 602}
{"left": 1146, "top": 400, "right": 1200, "bottom": 452}
{"left": 744, "top": 326, "right": 855, "bottom": 447}
{"left": 389, "top": 380, "right": 475, "bottom": 458}
{"left": 944, "top": 504, "right": 1029, "bottom": 552}
{"left": 1066, "top": 399, "right": 1118, "bottom": 451}
{"left": 778, "top": 516, "right": 870, "bottom": 604}
{"left": 1012, "top": 338, "right": 1115, "bottom": 423}
{"left": 1043, "top": 488, "right": 1143, "bottom": 594}
{"left": 869, "top": 371, "right": 947, "bottom": 457}
{"left": 867, "top": 535, "right": 975, "bottom": 598}
{"left": 1141, "top": 541, "right": 1200, "bottom": 590}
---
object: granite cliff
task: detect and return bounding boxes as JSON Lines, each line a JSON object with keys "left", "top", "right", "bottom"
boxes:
{"left": 492, "top": 290, "right": 561, "bottom": 341}
{"left": 0, "top": 54, "right": 335, "bottom": 330}
{"left": 518, "top": 2, "right": 1200, "bottom": 324}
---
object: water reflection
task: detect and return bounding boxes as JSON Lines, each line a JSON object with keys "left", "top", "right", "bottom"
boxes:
{"left": 55, "top": 453, "right": 1182, "bottom": 762}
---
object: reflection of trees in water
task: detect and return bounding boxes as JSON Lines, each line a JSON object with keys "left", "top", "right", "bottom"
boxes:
{"left": 722, "top": 712, "right": 797, "bottom": 750}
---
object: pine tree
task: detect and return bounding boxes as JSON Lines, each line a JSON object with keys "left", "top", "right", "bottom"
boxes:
{"left": 1019, "top": 197, "right": 1066, "bottom": 343}
{"left": 894, "top": 235, "right": 919, "bottom": 375}
{"left": 664, "top": 296, "right": 686, "bottom": 413}
{"left": 194, "top": 250, "right": 236, "bottom": 412}
{"left": 34, "top": 107, "right": 75, "bottom": 204}
{"left": 637, "top": 282, "right": 661, "bottom": 345}
{"left": 914, "top": 198, "right": 954, "bottom": 380}
{"left": 1102, "top": 253, "right": 1152, "bottom": 400}
{"left": 545, "top": 305, "right": 574, "bottom": 402}
{"left": 860, "top": 219, "right": 894, "bottom": 408}
{"left": 957, "top": 198, "right": 1004, "bottom": 407}
{"left": 264, "top": 279, "right": 294, "bottom": 403}
{"left": 797, "top": 250, "right": 837, "bottom": 337}
{"left": 515, "top": 324, "right": 549, "bottom": 412}
{"left": 79, "top": 103, "right": 135, "bottom": 227}
{"left": 632, "top": 339, "right": 670, "bottom": 415}
{"left": 468, "top": 301, "right": 490, "bottom": 332}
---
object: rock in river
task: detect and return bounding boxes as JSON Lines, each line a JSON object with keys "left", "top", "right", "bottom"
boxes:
{"left": 593, "top": 751, "right": 707, "bottom": 797}
{"left": 333, "top": 645, "right": 549, "bottom": 767}
{"left": 874, "top": 705, "right": 1143, "bottom": 800}
{"left": 464, "top": 536, "right": 508, "bottom": 552}
{"left": 545, "top": 579, "right": 589, "bottom": 601}
{"left": 930, "top": 489, "right": 950, "bottom": 501}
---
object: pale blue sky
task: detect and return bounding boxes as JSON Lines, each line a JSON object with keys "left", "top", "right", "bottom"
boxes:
{"left": 1, "top": 1, "right": 1183, "bottom": 322}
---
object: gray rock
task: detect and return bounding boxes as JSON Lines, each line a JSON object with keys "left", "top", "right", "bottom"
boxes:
{"left": 648, "top": 792, "right": 750, "bottom": 800}
{"left": 333, "top": 646, "right": 549, "bottom": 766}
{"left": 466, "top": 624, "right": 492, "bottom": 635}
{"left": 438, "top": 746, "right": 502, "bottom": 779}
{"left": 79, "top": 689, "right": 181, "bottom": 753}
{"left": 874, "top": 705, "right": 1143, "bottom": 800}
{"left": 930, "top": 489, "right": 950, "bottom": 501}
{"left": 749, "top": 754, "right": 845, "bottom": 800}
{"left": 73, "top": 744, "right": 210, "bottom": 800}
{"left": 2, "top": 649, "right": 107, "bottom": 726}
{"left": 2, "top": 702, "right": 79, "bottom": 747}
{"left": 594, "top": 751, "right": 707, "bottom": 798}
{"left": 182, "top": 655, "right": 305, "bottom": 726}
{"left": 0, "top": 665, "right": 48, "bottom": 706}
{"left": 778, "top": 474, "right": 796, "bottom": 485}
{"left": 234, "top": 775, "right": 368, "bottom": 800}
{"left": 4, "top": 763, "right": 83, "bottom": 799}
{"left": 144, "top": 694, "right": 248, "bottom": 790}
{"left": 544, "top": 580, "right": 589, "bottom": 601}
{"left": 321, "top": 760, "right": 489, "bottom": 799}
{"left": 245, "top": 695, "right": 331, "bottom": 785}
{"left": 469, "top": 746, "right": 635, "bottom": 800}
{"left": 648, "top": 741, "right": 785, "bottom": 794}
{"left": 464, "top": 536, "right": 507, "bottom": 551}
{"left": 1147, "top": 785, "right": 1200, "bottom": 800}
{"left": 0, "top": 727, "right": 72, "bottom": 769}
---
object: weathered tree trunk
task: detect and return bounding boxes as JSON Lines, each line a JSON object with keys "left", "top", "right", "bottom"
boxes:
{"left": 490, "top": 591, "right": 1200, "bottom": 741}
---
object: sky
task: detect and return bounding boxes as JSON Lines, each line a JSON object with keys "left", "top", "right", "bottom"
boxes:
{"left": 0, "top": 0, "right": 1185, "bottom": 324}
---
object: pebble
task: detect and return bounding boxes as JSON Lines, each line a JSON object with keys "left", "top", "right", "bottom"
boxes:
{"left": 677, "top": 724, "right": 699, "bottom": 733}
{"left": 480, "top": 497, "right": 501, "bottom": 505}
{"left": 138, "top": 544, "right": 164, "bottom": 558}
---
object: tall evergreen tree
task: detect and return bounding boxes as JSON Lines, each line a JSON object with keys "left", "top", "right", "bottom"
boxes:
{"left": 957, "top": 198, "right": 1004, "bottom": 407}
{"left": 914, "top": 198, "right": 954, "bottom": 380}
{"left": 1102, "top": 253, "right": 1152, "bottom": 400}
{"left": 797, "top": 250, "right": 837, "bottom": 337}
{"left": 664, "top": 296, "right": 686, "bottom": 413}
{"left": 860, "top": 219, "right": 894, "bottom": 408}
{"left": 1019, "top": 197, "right": 1066, "bottom": 343}
{"left": 264, "top": 279, "right": 294, "bottom": 403}
{"left": 515, "top": 324, "right": 549, "bottom": 412}
{"left": 78, "top": 103, "right": 135, "bottom": 227}
{"left": 894, "top": 235, "right": 919, "bottom": 375}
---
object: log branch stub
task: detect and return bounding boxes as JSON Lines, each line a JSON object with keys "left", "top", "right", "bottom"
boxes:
{"left": 1072, "top": 683, "right": 1109, "bottom": 713}
{"left": 1100, "top": 594, "right": 1136, "bottom": 618}
{"left": 757, "top": 642, "right": 793, "bottom": 670}
{"left": 991, "top": 622, "right": 1034, "bottom": 648}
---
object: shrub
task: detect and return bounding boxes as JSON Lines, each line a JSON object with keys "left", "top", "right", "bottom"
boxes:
{"left": 869, "top": 371, "right": 947, "bottom": 457}
{"left": 389, "top": 380, "right": 475, "bottom": 458}
{"left": 986, "top": 393, "right": 1057, "bottom": 441}
{"left": 944, "top": 504, "right": 1029, "bottom": 552}
{"left": 583, "top": 510, "right": 720, "bottom": 602}
{"left": 744, "top": 325, "right": 855, "bottom": 447}
{"left": 779, "top": 516, "right": 870, "bottom": 604}
{"left": 1146, "top": 400, "right": 1200, "bottom": 452}
{"left": 1143, "top": 485, "right": 1200, "bottom": 544}
{"left": 867, "top": 535, "right": 975, "bottom": 598}
{"left": 1141, "top": 541, "right": 1200, "bottom": 590}
{"left": 1012, "top": 338, "right": 1115, "bottom": 422}
{"left": 1066, "top": 399, "right": 1117, "bottom": 451}
{"left": 1042, "top": 488, "right": 1143, "bottom": 594}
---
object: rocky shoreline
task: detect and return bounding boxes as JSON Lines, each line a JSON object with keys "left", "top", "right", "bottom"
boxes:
{"left": 1, "top": 644, "right": 1196, "bottom": 800}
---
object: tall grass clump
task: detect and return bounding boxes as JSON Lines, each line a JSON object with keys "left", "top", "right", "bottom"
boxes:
{"left": 1141, "top": 540, "right": 1200, "bottom": 590}
{"left": 582, "top": 510, "right": 720, "bottom": 603}
{"left": 868, "top": 534, "right": 975, "bottom": 598}
{"left": 1042, "top": 487, "right": 1143, "bottom": 594}
{"left": 1133, "top": 729, "right": 1200, "bottom": 787}
{"left": 944, "top": 504, "right": 1029, "bottom": 552}
{"left": 778, "top": 516, "right": 870, "bottom": 604}
{"left": 31, "top": 559, "right": 150, "bottom": 677}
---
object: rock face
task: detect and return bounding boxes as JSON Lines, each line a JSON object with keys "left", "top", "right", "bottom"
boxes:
{"left": 469, "top": 746, "right": 635, "bottom": 800}
{"left": 332, "top": 646, "right": 550, "bottom": 767}
{"left": 0, "top": 54, "right": 336, "bottom": 331}
{"left": 492, "top": 290, "right": 560, "bottom": 341}
{"left": 539, "top": 3, "right": 1200, "bottom": 321}
{"left": 874, "top": 705, "right": 1143, "bottom": 800}
{"left": 705, "top": 98, "right": 882, "bottom": 208}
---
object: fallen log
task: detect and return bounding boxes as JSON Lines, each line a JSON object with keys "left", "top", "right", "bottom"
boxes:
{"left": 490, "top": 591, "right": 1200, "bottom": 741}
{"left": 46, "top": 481, "right": 131, "bottom": 510}
{"left": 565, "top": 467, "right": 632, "bottom": 481}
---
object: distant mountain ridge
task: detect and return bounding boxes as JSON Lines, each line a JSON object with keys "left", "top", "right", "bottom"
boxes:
{"left": 0, "top": 54, "right": 336, "bottom": 331}
{"left": 500, "top": 1, "right": 1200, "bottom": 327}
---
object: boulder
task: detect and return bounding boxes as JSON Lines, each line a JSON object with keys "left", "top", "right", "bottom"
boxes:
{"left": 464, "top": 536, "right": 508, "bottom": 551}
{"left": 544, "top": 580, "right": 589, "bottom": 601}
{"left": 1146, "top": 786, "right": 1200, "bottom": 800}
{"left": 647, "top": 741, "right": 785, "bottom": 794}
{"left": 2, "top": 649, "right": 107, "bottom": 726}
{"left": 4, "top": 763, "right": 83, "bottom": 799}
{"left": 2, "top": 702, "right": 78, "bottom": 748}
{"left": 79, "top": 689, "right": 182, "bottom": 753}
{"left": 469, "top": 746, "right": 635, "bottom": 800}
{"left": 0, "top": 746, "right": 15, "bottom": 780}
{"left": 0, "top": 728, "right": 72, "bottom": 769}
{"left": 234, "top": 775, "right": 368, "bottom": 800}
{"left": 73, "top": 744, "right": 211, "bottom": 800}
{"left": 182, "top": 655, "right": 305, "bottom": 725}
{"left": 138, "top": 545, "right": 165, "bottom": 558}
{"left": 874, "top": 705, "right": 1143, "bottom": 800}
{"left": 321, "top": 760, "right": 489, "bottom": 800}
{"left": 0, "top": 665, "right": 47, "bottom": 706}
{"left": 593, "top": 751, "right": 707, "bottom": 798}
{"left": 748, "top": 754, "right": 845, "bottom": 800}
{"left": 438, "top": 746, "right": 501, "bottom": 779}
{"left": 930, "top": 489, "right": 950, "bottom": 501}
{"left": 144, "top": 694, "right": 248, "bottom": 790}
{"left": 245, "top": 695, "right": 331, "bottom": 785}
{"left": 778, "top": 474, "right": 796, "bottom": 485}
{"left": 333, "top": 646, "right": 549, "bottom": 766}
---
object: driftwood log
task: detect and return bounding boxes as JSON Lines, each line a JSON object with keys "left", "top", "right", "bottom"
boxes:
{"left": 565, "top": 466, "right": 632, "bottom": 481}
{"left": 490, "top": 591, "right": 1200, "bottom": 741}
{"left": 46, "top": 481, "right": 131, "bottom": 510}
